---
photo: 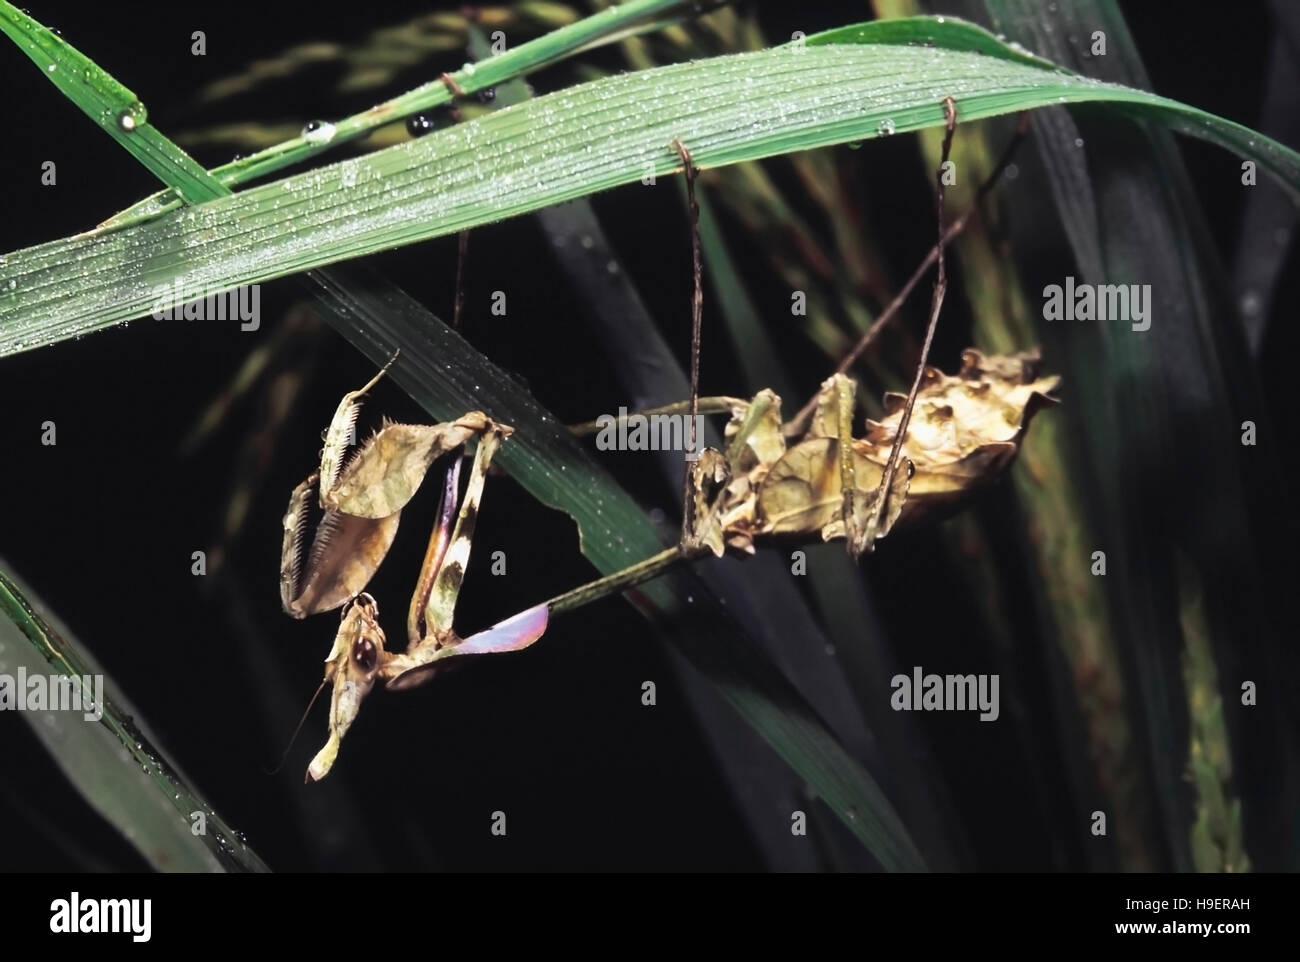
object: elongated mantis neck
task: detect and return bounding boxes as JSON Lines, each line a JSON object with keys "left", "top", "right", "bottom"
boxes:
{"left": 545, "top": 546, "right": 695, "bottom": 615}
{"left": 567, "top": 396, "right": 744, "bottom": 438}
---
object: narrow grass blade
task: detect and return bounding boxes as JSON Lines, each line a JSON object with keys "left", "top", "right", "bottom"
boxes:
{"left": 0, "top": 562, "right": 269, "bottom": 872}
{"left": 0, "top": 3, "right": 218, "bottom": 204}
{"left": 100, "top": 0, "right": 723, "bottom": 227}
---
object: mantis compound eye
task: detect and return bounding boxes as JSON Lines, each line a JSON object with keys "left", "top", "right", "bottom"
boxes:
{"left": 352, "top": 637, "right": 378, "bottom": 673}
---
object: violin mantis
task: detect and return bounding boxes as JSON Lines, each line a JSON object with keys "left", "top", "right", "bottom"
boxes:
{"left": 280, "top": 109, "right": 1058, "bottom": 781}
{"left": 281, "top": 345, "right": 1056, "bottom": 781}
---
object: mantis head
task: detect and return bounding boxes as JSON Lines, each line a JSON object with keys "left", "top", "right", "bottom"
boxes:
{"left": 306, "top": 592, "right": 391, "bottom": 783}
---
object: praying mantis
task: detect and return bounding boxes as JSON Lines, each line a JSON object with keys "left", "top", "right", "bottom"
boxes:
{"left": 281, "top": 346, "right": 1057, "bottom": 781}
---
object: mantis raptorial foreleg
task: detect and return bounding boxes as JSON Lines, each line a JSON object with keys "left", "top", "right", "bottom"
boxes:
{"left": 280, "top": 467, "right": 400, "bottom": 619}
{"left": 281, "top": 354, "right": 404, "bottom": 619}
{"left": 280, "top": 354, "right": 495, "bottom": 620}
{"left": 319, "top": 354, "right": 398, "bottom": 500}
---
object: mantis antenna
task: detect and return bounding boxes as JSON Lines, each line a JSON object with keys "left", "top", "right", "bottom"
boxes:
{"left": 264, "top": 678, "right": 329, "bottom": 776}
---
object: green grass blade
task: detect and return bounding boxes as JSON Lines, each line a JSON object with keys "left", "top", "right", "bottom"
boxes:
{"left": 5, "top": 17, "right": 1300, "bottom": 355}
{"left": 0, "top": 561, "right": 269, "bottom": 872}
{"left": 0, "top": 3, "right": 219, "bottom": 204}
{"left": 98, "top": 0, "right": 721, "bottom": 228}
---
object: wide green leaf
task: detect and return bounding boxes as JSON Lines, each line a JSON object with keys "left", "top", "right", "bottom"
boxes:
{"left": 4, "top": 17, "right": 1300, "bottom": 355}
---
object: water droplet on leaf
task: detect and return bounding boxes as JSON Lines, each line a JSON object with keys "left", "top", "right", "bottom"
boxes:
{"left": 116, "top": 102, "right": 146, "bottom": 132}
{"left": 302, "top": 120, "right": 336, "bottom": 144}
{"left": 406, "top": 114, "right": 435, "bottom": 137}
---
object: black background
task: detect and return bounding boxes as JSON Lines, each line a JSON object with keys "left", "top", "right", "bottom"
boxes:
{"left": 0, "top": 0, "right": 1294, "bottom": 872}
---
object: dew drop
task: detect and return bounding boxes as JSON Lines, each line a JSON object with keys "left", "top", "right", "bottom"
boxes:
{"left": 476, "top": 86, "right": 496, "bottom": 104}
{"left": 876, "top": 118, "right": 896, "bottom": 136}
{"left": 116, "top": 101, "right": 146, "bottom": 132}
{"left": 301, "top": 120, "right": 336, "bottom": 144}
{"left": 406, "top": 114, "right": 435, "bottom": 137}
